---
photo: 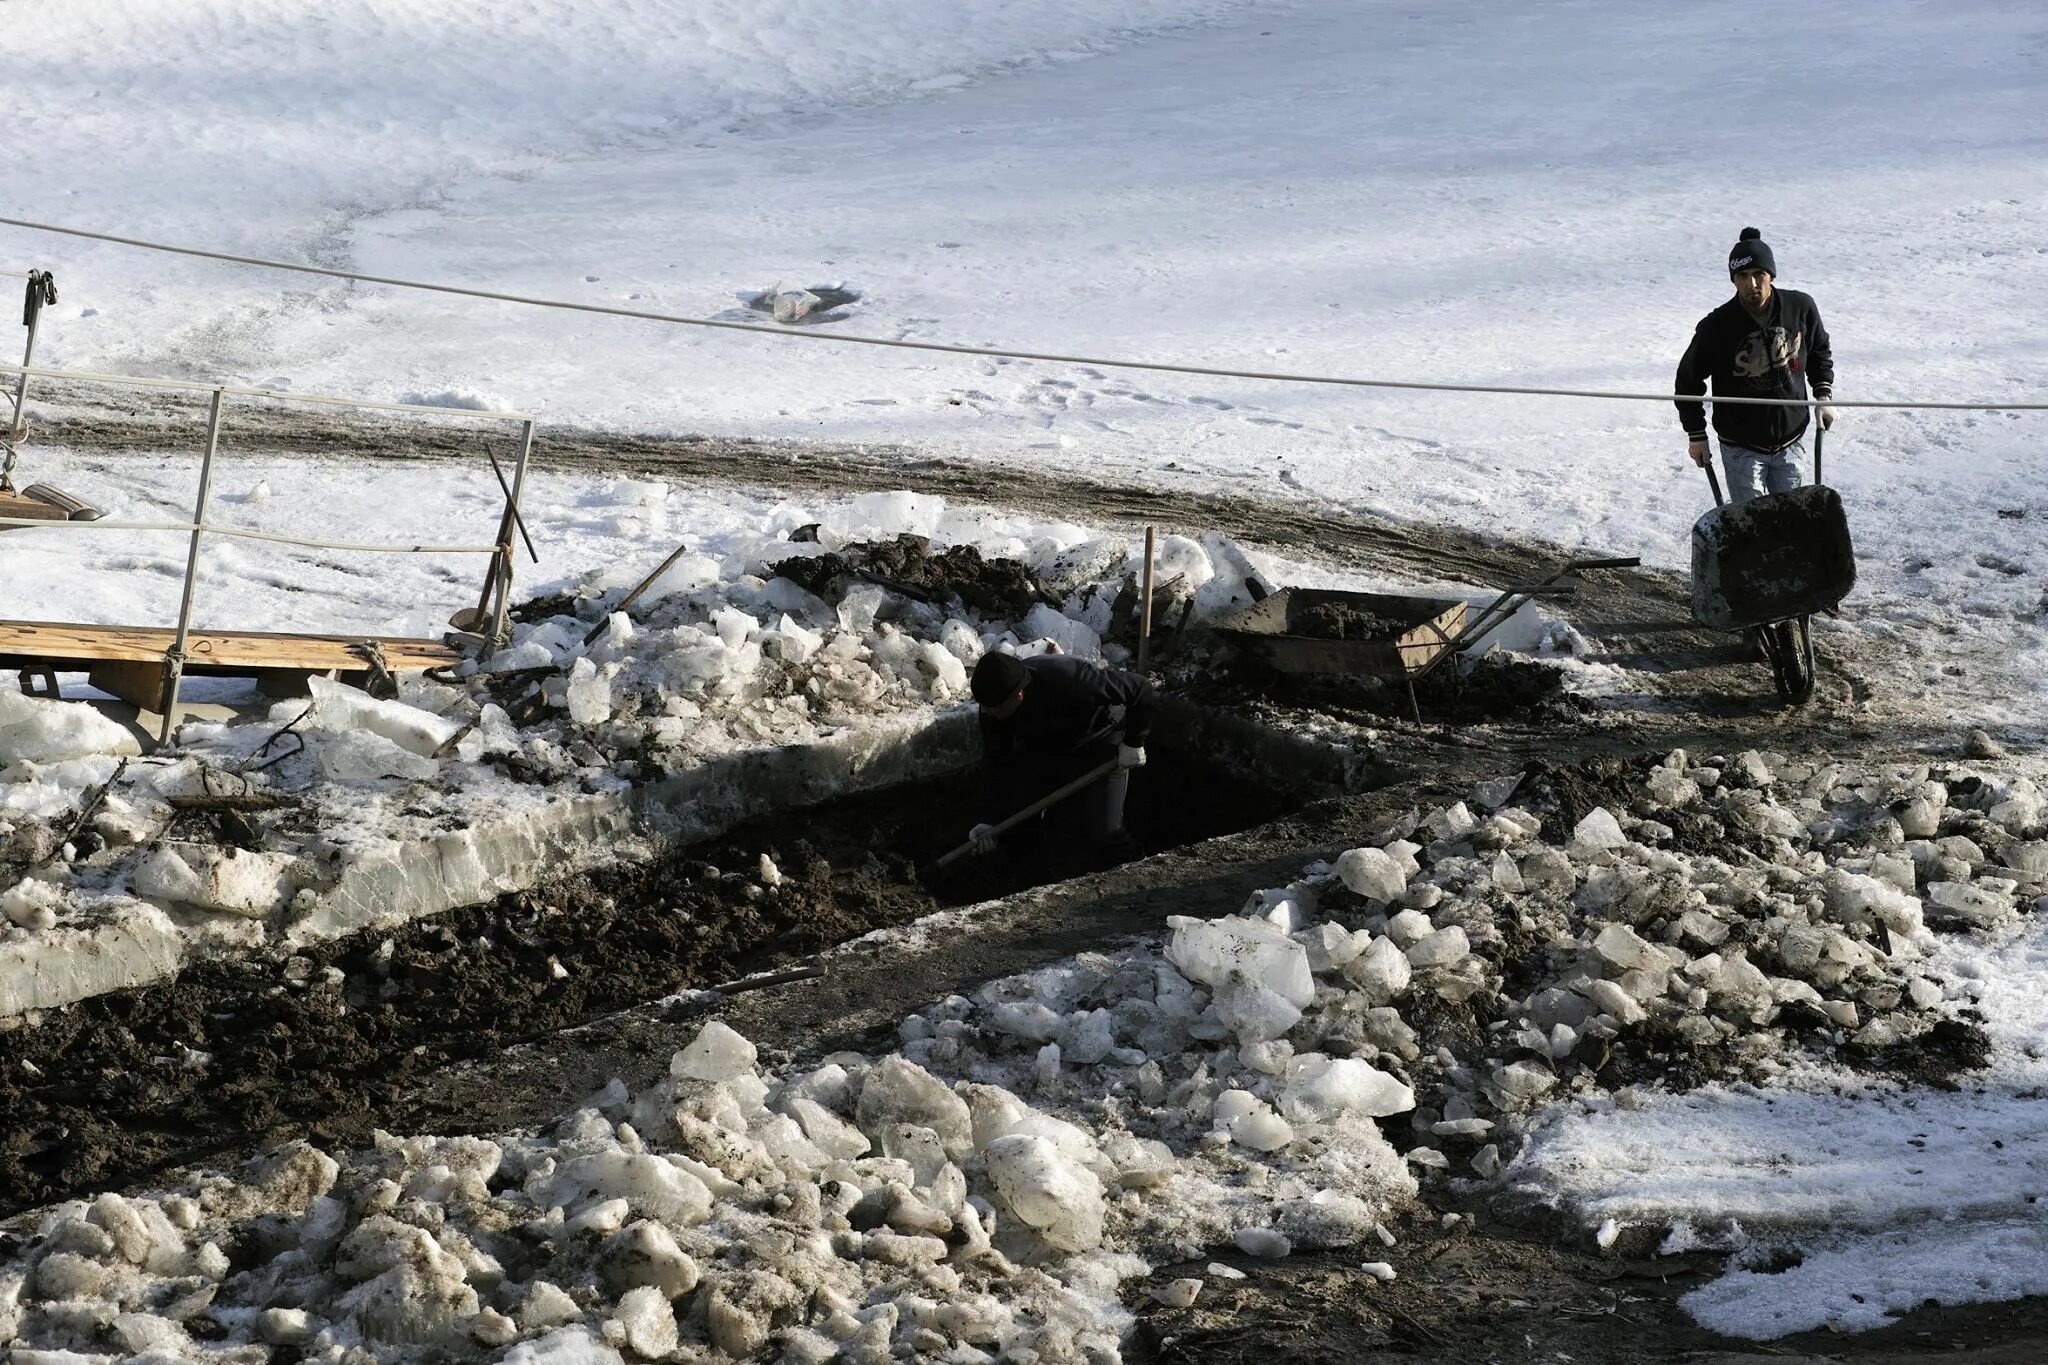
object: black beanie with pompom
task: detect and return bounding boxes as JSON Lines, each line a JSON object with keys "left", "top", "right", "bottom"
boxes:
{"left": 1728, "top": 226, "right": 1777, "bottom": 278}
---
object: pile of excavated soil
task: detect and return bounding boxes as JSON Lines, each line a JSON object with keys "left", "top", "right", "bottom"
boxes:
{"left": 0, "top": 749, "right": 1299, "bottom": 1216}
{"left": 1180, "top": 650, "right": 1595, "bottom": 730}
{"left": 1289, "top": 600, "right": 1420, "bottom": 641}
{"left": 769, "top": 532, "right": 1053, "bottom": 618}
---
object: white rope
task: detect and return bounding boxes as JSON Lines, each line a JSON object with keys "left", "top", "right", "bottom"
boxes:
{"left": 0, "top": 360, "right": 532, "bottom": 423}
{"left": 0, "top": 515, "right": 496, "bottom": 554}
{"left": 4, "top": 216, "right": 2043, "bottom": 414}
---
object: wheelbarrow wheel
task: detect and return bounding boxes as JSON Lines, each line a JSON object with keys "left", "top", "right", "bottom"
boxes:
{"left": 1761, "top": 617, "right": 1816, "bottom": 705}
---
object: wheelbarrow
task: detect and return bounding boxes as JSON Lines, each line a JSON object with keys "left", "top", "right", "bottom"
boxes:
{"left": 1210, "top": 556, "right": 1640, "bottom": 722}
{"left": 1689, "top": 427, "right": 1855, "bottom": 705}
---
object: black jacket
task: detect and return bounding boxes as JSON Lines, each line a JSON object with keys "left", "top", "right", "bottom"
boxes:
{"left": 978, "top": 653, "right": 1156, "bottom": 763}
{"left": 1675, "top": 289, "right": 1833, "bottom": 453}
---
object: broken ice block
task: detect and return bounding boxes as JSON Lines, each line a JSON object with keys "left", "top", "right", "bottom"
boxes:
{"left": 564, "top": 658, "right": 613, "bottom": 726}
{"left": 1336, "top": 846, "right": 1408, "bottom": 902}
{"left": 1568, "top": 808, "right": 1627, "bottom": 858}
{"left": 855, "top": 1057, "right": 973, "bottom": 1160}
{"left": 1234, "top": 1227, "right": 1292, "bottom": 1259}
{"left": 671, "top": 1021, "right": 758, "bottom": 1082}
{"left": 1166, "top": 916, "right": 1313, "bottom": 1008}
{"left": 1405, "top": 925, "right": 1469, "bottom": 968}
{"left": 1341, "top": 936, "right": 1413, "bottom": 1003}
{"left": 1280, "top": 1054, "right": 1415, "bottom": 1121}
{"left": 0, "top": 689, "right": 144, "bottom": 765}
{"left": 984, "top": 1134, "right": 1105, "bottom": 1252}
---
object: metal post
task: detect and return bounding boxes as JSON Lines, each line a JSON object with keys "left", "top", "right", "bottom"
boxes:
{"left": 485, "top": 418, "right": 535, "bottom": 653}
{"left": 159, "top": 387, "right": 224, "bottom": 744}
{"left": 3, "top": 271, "right": 49, "bottom": 487}
{"left": 1137, "top": 525, "right": 1157, "bottom": 673}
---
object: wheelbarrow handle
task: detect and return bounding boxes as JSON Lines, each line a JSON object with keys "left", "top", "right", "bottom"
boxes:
{"left": 1814, "top": 423, "right": 1824, "bottom": 487}
{"left": 928, "top": 758, "right": 1122, "bottom": 870}
{"left": 1702, "top": 461, "right": 1726, "bottom": 508}
{"left": 1564, "top": 556, "right": 1641, "bottom": 571}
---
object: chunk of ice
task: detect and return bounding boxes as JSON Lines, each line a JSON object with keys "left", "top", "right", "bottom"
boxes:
{"left": 0, "top": 689, "right": 143, "bottom": 765}
{"left": 671, "top": 1021, "right": 758, "bottom": 1082}
{"left": 1340, "top": 936, "right": 1413, "bottom": 1003}
{"left": 1335, "top": 846, "right": 1407, "bottom": 902}
{"left": 856, "top": 1057, "right": 973, "bottom": 1160}
{"left": 1568, "top": 808, "right": 1628, "bottom": 857}
{"left": 1022, "top": 603, "right": 1103, "bottom": 660}
{"left": 1234, "top": 1227, "right": 1292, "bottom": 1259}
{"left": 564, "top": 658, "right": 613, "bottom": 726}
{"left": 1405, "top": 925, "right": 1469, "bottom": 968}
{"left": 1166, "top": 916, "right": 1313, "bottom": 1008}
{"left": 984, "top": 1134, "right": 1106, "bottom": 1252}
{"left": 1280, "top": 1054, "right": 1415, "bottom": 1121}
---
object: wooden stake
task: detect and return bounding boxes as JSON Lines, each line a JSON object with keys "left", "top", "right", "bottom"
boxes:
{"left": 1137, "top": 525, "right": 1157, "bottom": 673}
{"left": 583, "top": 540, "right": 694, "bottom": 647}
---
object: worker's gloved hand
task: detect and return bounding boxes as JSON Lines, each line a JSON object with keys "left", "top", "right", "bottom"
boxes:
{"left": 1818, "top": 402, "right": 1838, "bottom": 432}
{"left": 967, "top": 823, "right": 998, "bottom": 856}
{"left": 1686, "top": 438, "right": 1711, "bottom": 468}
{"left": 1117, "top": 743, "right": 1147, "bottom": 769}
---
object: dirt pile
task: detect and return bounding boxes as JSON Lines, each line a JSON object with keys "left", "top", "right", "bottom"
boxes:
{"left": 770, "top": 533, "right": 1052, "bottom": 618}
{"left": 1178, "top": 649, "right": 1593, "bottom": 729}
{"left": 1290, "top": 599, "right": 1420, "bottom": 641}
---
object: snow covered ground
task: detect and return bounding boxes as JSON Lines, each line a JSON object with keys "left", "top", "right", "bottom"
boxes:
{"left": 3, "top": 0, "right": 2043, "bottom": 725}
{"left": 2, "top": 0, "right": 2046, "bottom": 1349}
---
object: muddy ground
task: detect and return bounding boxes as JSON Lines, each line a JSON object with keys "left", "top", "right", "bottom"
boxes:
{"left": 10, "top": 397, "right": 2038, "bottom": 1360}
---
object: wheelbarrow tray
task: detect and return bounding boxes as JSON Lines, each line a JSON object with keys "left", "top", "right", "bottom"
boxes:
{"left": 1211, "top": 588, "right": 1467, "bottom": 678}
{"left": 1690, "top": 484, "right": 1855, "bottom": 630}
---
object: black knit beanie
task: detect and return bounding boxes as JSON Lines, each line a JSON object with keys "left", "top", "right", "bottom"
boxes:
{"left": 1728, "top": 227, "right": 1777, "bottom": 278}
{"left": 971, "top": 651, "right": 1029, "bottom": 706}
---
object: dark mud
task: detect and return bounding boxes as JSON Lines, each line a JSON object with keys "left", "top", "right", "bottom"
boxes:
{"left": 1131, "top": 1214, "right": 2048, "bottom": 1365}
{"left": 1289, "top": 600, "right": 1420, "bottom": 642}
{"left": 769, "top": 532, "right": 1052, "bottom": 618}
{"left": 0, "top": 748, "right": 1300, "bottom": 1217}
{"left": 1181, "top": 649, "right": 1594, "bottom": 731}
{"left": 1846, "top": 1016, "right": 1995, "bottom": 1090}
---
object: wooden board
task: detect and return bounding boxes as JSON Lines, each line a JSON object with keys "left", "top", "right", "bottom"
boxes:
{"left": 0, "top": 489, "right": 70, "bottom": 523}
{"left": 0, "top": 621, "right": 461, "bottom": 673}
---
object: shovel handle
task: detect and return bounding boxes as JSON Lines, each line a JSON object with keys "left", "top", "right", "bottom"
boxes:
{"left": 1703, "top": 459, "right": 1726, "bottom": 509}
{"left": 930, "top": 758, "right": 1121, "bottom": 870}
{"left": 583, "top": 540, "right": 693, "bottom": 646}
{"left": 1813, "top": 423, "right": 1825, "bottom": 488}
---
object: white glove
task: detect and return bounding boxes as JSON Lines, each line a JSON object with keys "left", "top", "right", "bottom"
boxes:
{"left": 1818, "top": 402, "right": 1838, "bottom": 431}
{"left": 1117, "top": 743, "right": 1147, "bottom": 769}
{"left": 967, "top": 823, "right": 998, "bottom": 856}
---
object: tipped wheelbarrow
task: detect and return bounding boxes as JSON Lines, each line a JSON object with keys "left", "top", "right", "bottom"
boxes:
{"left": 1690, "top": 428, "right": 1855, "bottom": 705}
{"left": 1210, "top": 556, "right": 1640, "bottom": 722}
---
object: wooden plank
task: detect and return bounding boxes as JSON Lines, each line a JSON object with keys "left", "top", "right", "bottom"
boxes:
{"left": 0, "top": 620, "right": 460, "bottom": 673}
{"left": 0, "top": 490, "right": 70, "bottom": 524}
{"left": 88, "top": 659, "right": 173, "bottom": 712}
{"left": 1397, "top": 600, "right": 1468, "bottom": 675}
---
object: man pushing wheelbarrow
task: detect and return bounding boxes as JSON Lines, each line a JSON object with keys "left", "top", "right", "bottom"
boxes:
{"left": 1675, "top": 227, "right": 1855, "bottom": 703}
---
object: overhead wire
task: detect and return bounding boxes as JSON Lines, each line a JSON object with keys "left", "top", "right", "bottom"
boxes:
{"left": 4, "top": 216, "right": 2043, "bottom": 413}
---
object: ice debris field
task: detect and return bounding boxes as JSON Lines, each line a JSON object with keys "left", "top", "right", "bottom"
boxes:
{"left": 6, "top": 728, "right": 2048, "bottom": 1358}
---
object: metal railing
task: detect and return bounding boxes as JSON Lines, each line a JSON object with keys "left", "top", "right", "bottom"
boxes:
{"left": 0, "top": 360, "right": 534, "bottom": 742}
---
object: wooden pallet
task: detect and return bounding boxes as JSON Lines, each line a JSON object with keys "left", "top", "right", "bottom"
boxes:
{"left": 0, "top": 620, "right": 462, "bottom": 711}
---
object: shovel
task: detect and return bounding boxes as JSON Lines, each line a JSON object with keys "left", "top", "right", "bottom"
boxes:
{"left": 926, "top": 758, "right": 1121, "bottom": 872}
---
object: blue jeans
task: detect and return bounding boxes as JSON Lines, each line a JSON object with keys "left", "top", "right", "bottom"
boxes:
{"left": 1721, "top": 439, "right": 1805, "bottom": 505}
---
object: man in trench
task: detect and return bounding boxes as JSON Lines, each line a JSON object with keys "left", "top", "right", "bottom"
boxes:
{"left": 964, "top": 650, "right": 1156, "bottom": 869}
